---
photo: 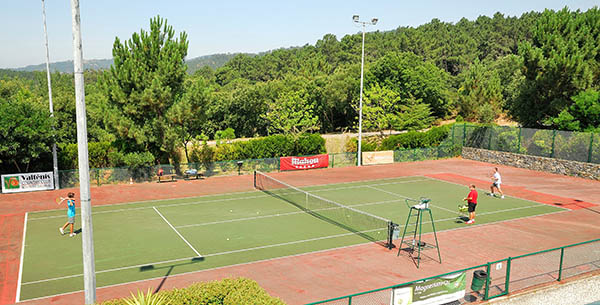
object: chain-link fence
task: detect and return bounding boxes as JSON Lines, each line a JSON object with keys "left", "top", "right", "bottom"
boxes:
{"left": 58, "top": 147, "right": 461, "bottom": 188}
{"left": 394, "top": 144, "right": 462, "bottom": 163}
{"left": 307, "top": 239, "right": 600, "bottom": 305}
{"left": 451, "top": 124, "right": 600, "bottom": 164}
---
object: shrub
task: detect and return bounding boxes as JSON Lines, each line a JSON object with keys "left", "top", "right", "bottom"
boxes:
{"left": 380, "top": 125, "right": 450, "bottom": 150}
{"left": 58, "top": 141, "right": 127, "bottom": 169}
{"left": 122, "top": 152, "right": 155, "bottom": 169}
{"left": 193, "top": 134, "right": 326, "bottom": 163}
{"left": 295, "top": 133, "right": 326, "bottom": 155}
{"left": 344, "top": 137, "right": 379, "bottom": 152}
{"left": 98, "top": 278, "right": 286, "bottom": 305}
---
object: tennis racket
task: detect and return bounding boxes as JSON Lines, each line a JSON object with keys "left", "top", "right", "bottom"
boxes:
{"left": 55, "top": 197, "right": 64, "bottom": 205}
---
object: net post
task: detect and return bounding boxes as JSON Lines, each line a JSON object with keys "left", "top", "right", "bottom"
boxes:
{"left": 387, "top": 222, "right": 395, "bottom": 250}
{"left": 253, "top": 170, "right": 257, "bottom": 188}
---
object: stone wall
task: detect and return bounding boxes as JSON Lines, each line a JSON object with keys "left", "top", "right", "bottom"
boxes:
{"left": 462, "top": 147, "right": 600, "bottom": 180}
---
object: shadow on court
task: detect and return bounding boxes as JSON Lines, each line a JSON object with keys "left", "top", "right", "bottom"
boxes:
{"left": 140, "top": 257, "right": 205, "bottom": 293}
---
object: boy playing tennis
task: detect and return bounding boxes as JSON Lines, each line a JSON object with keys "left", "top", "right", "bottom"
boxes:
{"left": 489, "top": 167, "right": 504, "bottom": 199}
{"left": 57, "top": 192, "right": 76, "bottom": 237}
{"left": 463, "top": 184, "right": 478, "bottom": 224}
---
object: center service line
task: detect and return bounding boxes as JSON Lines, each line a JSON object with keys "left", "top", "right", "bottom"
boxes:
{"left": 153, "top": 206, "right": 202, "bottom": 258}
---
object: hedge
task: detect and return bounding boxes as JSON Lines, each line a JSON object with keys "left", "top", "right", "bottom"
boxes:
{"left": 380, "top": 125, "right": 450, "bottom": 150}
{"left": 346, "top": 126, "right": 451, "bottom": 152}
{"left": 192, "top": 133, "right": 326, "bottom": 163}
{"left": 98, "top": 278, "right": 286, "bottom": 305}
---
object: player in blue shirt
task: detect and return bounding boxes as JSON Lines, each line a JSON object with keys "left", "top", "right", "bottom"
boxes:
{"left": 58, "top": 192, "right": 77, "bottom": 237}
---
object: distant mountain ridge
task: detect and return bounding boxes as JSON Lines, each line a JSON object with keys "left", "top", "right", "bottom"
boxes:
{"left": 11, "top": 53, "right": 244, "bottom": 74}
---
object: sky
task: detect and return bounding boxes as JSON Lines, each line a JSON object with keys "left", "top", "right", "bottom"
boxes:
{"left": 0, "top": 0, "right": 597, "bottom": 69}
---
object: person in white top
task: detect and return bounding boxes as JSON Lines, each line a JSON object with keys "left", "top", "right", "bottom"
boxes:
{"left": 489, "top": 167, "right": 504, "bottom": 199}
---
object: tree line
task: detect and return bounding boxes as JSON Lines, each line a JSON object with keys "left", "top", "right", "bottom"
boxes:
{"left": 1, "top": 7, "right": 599, "bottom": 174}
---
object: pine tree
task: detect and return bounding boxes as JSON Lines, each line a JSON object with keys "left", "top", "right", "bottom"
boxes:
{"left": 100, "top": 16, "right": 188, "bottom": 162}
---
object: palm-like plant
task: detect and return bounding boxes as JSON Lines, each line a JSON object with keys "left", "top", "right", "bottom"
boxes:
{"left": 123, "top": 289, "right": 169, "bottom": 305}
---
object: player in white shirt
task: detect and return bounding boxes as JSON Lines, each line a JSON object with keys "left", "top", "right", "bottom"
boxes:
{"left": 489, "top": 167, "right": 504, "bottom": 199}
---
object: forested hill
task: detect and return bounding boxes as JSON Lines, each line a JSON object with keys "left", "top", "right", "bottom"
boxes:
{"left": 2, "top": 8, "right": 599, "bottom": 174}
{"left": 9, "top": 53, "right": 244, "bottom": 74}
{"left": 13, "top": 58, "right": 113, "bottom": 73}
{"left": 212, "top": 11, "right": 540, "bottom": 83}
{"left": 186, "top": 53, "right": 249, "bottom": 73}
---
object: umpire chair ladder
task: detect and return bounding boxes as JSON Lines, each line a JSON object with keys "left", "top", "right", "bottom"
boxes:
{"left": 397, "top": 198, "right": 442, "bottom": 268}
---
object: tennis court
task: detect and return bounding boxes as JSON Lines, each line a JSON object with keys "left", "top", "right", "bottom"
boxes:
{"left": 17, "top": 173, "right": 565, "bottom": 301}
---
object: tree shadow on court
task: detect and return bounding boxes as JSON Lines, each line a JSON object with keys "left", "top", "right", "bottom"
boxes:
{"left": 140, "top": 257, "right": 205, "bottom": 293}
{"left": 261, "top": 190, "right": 391, "bottom": 248}
{"left": 554, "top": 201, "right": 600, "bottom": 215}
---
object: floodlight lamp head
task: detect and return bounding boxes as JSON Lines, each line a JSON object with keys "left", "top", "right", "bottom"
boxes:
{"left": 353, "top": 15, "right": 359, "bottom": 22}
{"left": 371, "top": 18, "right": 378, "bottom": 25}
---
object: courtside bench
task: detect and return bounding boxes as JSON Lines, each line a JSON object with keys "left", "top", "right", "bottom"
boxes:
{"left": 184, "top": 170, "right": 204, "bottom": 180}
{"left": 157, "top": 174, "right": 177, "bottom": 183}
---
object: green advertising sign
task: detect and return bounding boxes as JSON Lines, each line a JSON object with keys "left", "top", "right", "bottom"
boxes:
{"left": 3, "top": 176, "right": 20, "bottom": 189}
{"left": 392, "top": 272, "right": 466, "bottom": 305}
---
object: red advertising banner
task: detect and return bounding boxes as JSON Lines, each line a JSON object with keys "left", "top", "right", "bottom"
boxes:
{"left": 280, "top": 154, "right": 329, "bottom": 171}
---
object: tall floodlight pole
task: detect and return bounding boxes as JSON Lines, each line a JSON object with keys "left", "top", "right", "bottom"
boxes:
{"left": 41, "top": 0, "right": 60, "bottom": 189}
{"left": 69, "top": 0, "right": 96, "bottom": 303}
{"left": 353, "top": 15, "right": 378, "bottom": 166}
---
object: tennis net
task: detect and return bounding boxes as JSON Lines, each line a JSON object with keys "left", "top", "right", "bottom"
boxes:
{"left": 254, "top": 171, "right": 397, "bottom": 249}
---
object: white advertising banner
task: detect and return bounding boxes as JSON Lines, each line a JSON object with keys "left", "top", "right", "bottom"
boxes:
{"left": 1, "top": 171, "right": 55, "bottom": 193}
{"left": 362, "top": 151, "right": 394, "bottom": 165}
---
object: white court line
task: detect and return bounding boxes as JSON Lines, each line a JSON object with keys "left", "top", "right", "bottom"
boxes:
{"left": 175, "top": 198, "right": 405, "bottom": 229}
{"left": 26, "top": 175, "right": 427, "bottom": 217}
{"left": 27, "top": 178, "right": 430, "bottom": 221}
{"left": 366, "top": 185, "right": 458, "bottom": 214}
{"left": 21, "top": 227, "right": 386, "bottom": 286}
{"left": 15, "top": 212, "right": 27, "bottom": 303}
{"left": 20, "top": 207, "right": 569, "bottom": 302}
{"left": 403, "top": 204, "right": 552, "bottom": 229}
{"left": 20, "top": 177, "right": 565, "bottom": 287}
{"left": 423, "top": 175, "right": 570, "bottom": 211}
{"left": 20, "top": 200, "right": 556, "bottom": 287}
{"left": 152, "top": 207, "right": 202, "bottom": 258}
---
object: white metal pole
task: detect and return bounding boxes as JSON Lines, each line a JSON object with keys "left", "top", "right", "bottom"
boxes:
{"left": 69, "top": 0, "right": 96, "bottom": 303}
{"left": 358, "top": 24, "right": 365, "bottom": 166}
{"left": 41, "top": 0, "right": 60, "bottom": 189}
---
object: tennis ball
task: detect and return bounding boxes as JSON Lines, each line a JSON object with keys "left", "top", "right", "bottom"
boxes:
{"left": 229, "top": 209, "right": 233, "bottom": 212}
{"left": 227, "top": 238, "right": 230, "bottom": 241}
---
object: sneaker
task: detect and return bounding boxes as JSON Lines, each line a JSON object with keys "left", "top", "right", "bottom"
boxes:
{"left": 466, "top": 219, "right": 474, "bottom": 224}
{"left": 59, "top": 228, "right": 64, "bottom": 235}
{"left": 501, "top": 195, "right": 505, "bottom": 199}
{"left": 69, "top": 233, "right": 75, "bottom": 237}
{"left": 488, "top": 193, "right": 494, "bottom": 197}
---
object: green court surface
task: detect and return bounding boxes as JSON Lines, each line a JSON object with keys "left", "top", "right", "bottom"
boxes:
{"left": 18, "top": 176, "right": 565, "bottom": 301}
